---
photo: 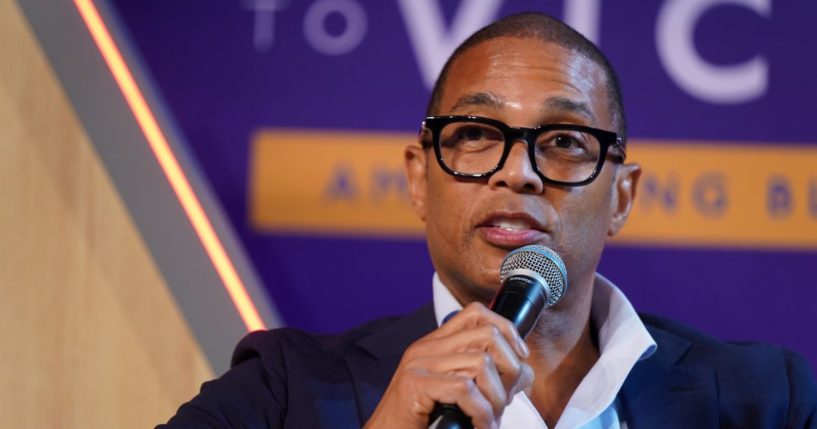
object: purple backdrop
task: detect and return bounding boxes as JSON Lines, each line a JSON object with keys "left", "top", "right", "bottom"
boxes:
{"left": 108, "top": 0, "right": 817, "bottom": 369}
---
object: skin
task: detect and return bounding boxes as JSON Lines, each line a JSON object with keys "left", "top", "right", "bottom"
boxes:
{"left": 365, "top": 37, "right": 640, "bottom": 429}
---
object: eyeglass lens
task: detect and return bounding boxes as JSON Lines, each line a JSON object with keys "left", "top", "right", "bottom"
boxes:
{"left": 438, "top": 121, "right": 602, "bottom": 183}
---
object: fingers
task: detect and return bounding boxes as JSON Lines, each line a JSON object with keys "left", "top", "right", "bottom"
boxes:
{"left": 419, "top": 371, "right": 499, "bottom": 429}
{"left": 410, "top": 303, "right": 531, "bottom": 394}
{"left": 509, "top": 360, "right": 535, "bottom": 399}
{"left": 365, "top": 302, "right": 534, "bottom": 429}
{"left": 411, "top": 352, "right": 507, "bottom": 415}
{"left": 430, "top": 302, "right": 529, "bottom": 359}
{"left": 366, "top": 366, "right": 501, "bottom": 429}
{"left": 413, "top": 325, "right": 524, "bottom": 396}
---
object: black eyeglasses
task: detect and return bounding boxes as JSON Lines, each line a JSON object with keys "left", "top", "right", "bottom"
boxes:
{"left": 421, "top": 115, "right": 626, "bottom": 187}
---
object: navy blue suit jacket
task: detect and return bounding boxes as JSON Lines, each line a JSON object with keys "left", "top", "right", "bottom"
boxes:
{"left": 160, "top": 303, "right": 817, "bottom": 428}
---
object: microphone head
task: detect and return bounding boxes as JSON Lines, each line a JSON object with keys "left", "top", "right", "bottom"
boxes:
{"left": 499, "top": 245, "right": 568, "bottom": 308}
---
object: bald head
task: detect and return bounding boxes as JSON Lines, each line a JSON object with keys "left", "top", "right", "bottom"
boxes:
{"left": 426, "top": 12, "right": 627, "bottom": 140}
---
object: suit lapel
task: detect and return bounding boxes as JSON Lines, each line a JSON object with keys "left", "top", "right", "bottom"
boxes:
{"left": 345, "top": 303, "right": 438, "bottom": 424}
{"left": 620, "top": 322, "right": 719, "bottom": 428}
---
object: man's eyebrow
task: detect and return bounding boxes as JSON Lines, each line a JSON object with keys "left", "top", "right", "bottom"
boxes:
{"left": 543, "top": 97, "right": 596, "bottom": 121}
{"left": 450, "top": 92, "right": 505, "bottom": 112}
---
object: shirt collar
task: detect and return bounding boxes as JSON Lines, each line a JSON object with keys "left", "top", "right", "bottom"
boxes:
{"left": 431, "top": 272, "right": 657, "bottom": 428}
{"left": 433, "top": 272, "right": 655, "bottom": 356}
{"left": 432, "top": 272, "right": 462, "bottom": 327}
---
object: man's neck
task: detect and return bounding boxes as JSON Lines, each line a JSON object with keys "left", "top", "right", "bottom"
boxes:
{"left": 523, "top": 286, "right": 599, "bottom": 428}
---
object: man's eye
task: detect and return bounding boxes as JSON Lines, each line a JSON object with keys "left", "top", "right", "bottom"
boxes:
{"left": 546, "top": 134, "right": 590, "bottom": 152}
{"left": 459, "top": 126, "right": 490, "bottom": 141}
{"left": 554, "top": 135, "right": 579, "bottom": 148}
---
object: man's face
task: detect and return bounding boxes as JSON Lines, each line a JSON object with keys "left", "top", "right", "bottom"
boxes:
{"left": 406, "top": 37, "right": 638, "bottom": 306}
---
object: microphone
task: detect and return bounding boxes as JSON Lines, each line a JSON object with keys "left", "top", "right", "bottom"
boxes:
{"left": 429, "top": 245, "right": 568, "bottom": 429}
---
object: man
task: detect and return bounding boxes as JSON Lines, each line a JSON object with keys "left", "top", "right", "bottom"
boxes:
{"left": 160, "top": 12, "right": 817, "bottom": 429}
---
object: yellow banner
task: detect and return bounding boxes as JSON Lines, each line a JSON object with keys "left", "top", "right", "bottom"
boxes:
{"left": 621, "top": 141, "right": 817, "bottom": 248}
{"left": 249, "top": 130, "right": 421, "bottom": 236}
{"left": 249, "top": 130, "right": 817, "bottom": 248}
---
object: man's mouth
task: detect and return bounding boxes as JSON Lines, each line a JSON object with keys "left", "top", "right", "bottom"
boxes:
{"left": 480, "top": 212, "right": 547, "bottom": 231}
{"left": 491, "top": 218, "right": 535, "bottom": 231}
{"left": 477, "top": 213, "right": 548, "bottom": 248}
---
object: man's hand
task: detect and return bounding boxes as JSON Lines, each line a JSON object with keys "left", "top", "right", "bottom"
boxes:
{"left": 363, "top": 302, "right": 534, "bottom": 429}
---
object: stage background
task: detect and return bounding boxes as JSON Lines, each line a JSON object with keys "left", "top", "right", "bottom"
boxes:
{"left": 0, "top": 1, "right": 213, "bottom": 427}
{"left": 108, "top": 0, "right": 817, "bottom": 369}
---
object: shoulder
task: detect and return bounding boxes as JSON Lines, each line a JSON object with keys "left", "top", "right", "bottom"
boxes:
{"left": 231, "top": 302, "right": 437, "bottom": 371}
{"left": 640, "top": 312, "right": 811, "bottom": 371}
{"left": 639, "top": 312, "right": 817, "bottom": 425}
{"left": 230, "top": 312, "right": 407, "bottom": 369}
{"left": 159, "top": 309, "right": 432, "bottom": 427}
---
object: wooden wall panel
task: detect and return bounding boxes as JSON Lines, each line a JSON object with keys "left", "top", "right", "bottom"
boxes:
{"left": 0, "top": 0, "right": 214, "bottom": 427}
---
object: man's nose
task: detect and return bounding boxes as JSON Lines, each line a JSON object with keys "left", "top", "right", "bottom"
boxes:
{"left": 487, "top": 140, "right": 544, "bottom": 194}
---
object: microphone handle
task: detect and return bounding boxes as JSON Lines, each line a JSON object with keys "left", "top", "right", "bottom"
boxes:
{"left": 490, "top": 275, "right": 547, "bottom": 338}
{"left": 428, "top": 276, "right": 547, "bottom": 429}
{"left": 428, "top": 404, "right": 473, "bottom": 429}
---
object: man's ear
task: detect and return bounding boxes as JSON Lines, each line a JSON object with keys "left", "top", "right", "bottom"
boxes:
{"left": 404, "top": 144, "right": 428, "bottom": 221}
{"left": 608, "top": 163, "right": 641, "bottom": 236}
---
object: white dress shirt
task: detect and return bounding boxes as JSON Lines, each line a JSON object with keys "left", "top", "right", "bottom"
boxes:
{"left": 432, "top": 273, "right": 657, "bottom": 429}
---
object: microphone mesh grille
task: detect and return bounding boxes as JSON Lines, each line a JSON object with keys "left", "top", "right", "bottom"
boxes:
{"left": 499, "top": 245, "right": 568, "bottom": 308}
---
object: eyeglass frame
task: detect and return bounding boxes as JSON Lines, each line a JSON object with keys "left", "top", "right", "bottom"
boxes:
{"left": 420, "top": 115, "right": 627, "bottom": 187}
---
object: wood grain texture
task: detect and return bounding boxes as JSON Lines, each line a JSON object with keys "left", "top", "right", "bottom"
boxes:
{"left": 0, "top": 0, "right": 214, "bottom": 427}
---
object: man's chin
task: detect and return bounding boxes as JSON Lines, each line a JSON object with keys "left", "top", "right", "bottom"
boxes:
{"left": 444, "top": 271, "right": 499, "bottom": 306}
{"left": 459, "top": 277, "right": 501, "bottom": 305}
{"left": 472, "top": 285, "right": 498, "bottom": 305}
